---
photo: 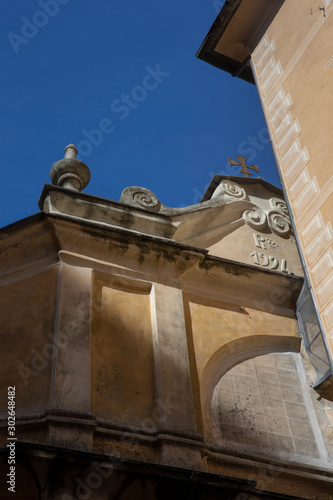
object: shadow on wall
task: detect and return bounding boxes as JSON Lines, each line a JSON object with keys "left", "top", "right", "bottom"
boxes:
{"left": 211, "top": 351, "right": 333, "bottom": 466}
{"left": 183, "top": 291, "right": 302, "bottom": 444}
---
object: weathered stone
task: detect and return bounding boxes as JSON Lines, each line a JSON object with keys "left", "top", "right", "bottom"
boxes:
{"left": 2, "top": 164, "right": 333, "bottom": 499}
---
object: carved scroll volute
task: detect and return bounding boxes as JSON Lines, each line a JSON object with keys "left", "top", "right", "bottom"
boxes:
{"left": 243, "top": 207, "right": 267, "bottom": 231}
{"left": 270, "top": 197, "right": 289, "bottom": 217}
{"left": 120, "top": 186, "right": 161, "bottom": 212}
{"left": 268, "top": 211, "right": 292, "bottom": 238}
{"left": 268, "top": 197, "right": 293, "bottom": 238}
{"left": 212, "top": 180, "right": 247, "bottom": 201}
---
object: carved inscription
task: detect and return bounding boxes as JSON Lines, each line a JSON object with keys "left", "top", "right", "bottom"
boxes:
{"left": 251, "top": 233, "right": 292, "bottom": 274}
{"left": 253, "top": 234, "right": 278, "bottom": 250}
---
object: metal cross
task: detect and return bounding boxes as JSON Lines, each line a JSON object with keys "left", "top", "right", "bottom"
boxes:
{"left": 228, "top": 155, "right": 259, "bottom": 178}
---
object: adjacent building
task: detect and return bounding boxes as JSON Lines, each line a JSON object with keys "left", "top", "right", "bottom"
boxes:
{"left": 197, "top": 0, "right": 333, "bottom": 397}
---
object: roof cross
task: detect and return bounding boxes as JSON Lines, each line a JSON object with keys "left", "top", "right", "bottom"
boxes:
{"left": 228, "top": 155, "right": 259, "bottom": 178}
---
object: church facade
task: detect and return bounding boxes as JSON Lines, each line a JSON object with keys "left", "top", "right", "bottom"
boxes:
{"left": 1, "top": 144, "right": 333, "bottom": 498}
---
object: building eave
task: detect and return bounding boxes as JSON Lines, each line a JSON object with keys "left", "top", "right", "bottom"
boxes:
{"left": 196, "top": 0, "right": 285, "bottom": 83}
{"left": 196, "top": 0, "right": 254, "bottom": 83}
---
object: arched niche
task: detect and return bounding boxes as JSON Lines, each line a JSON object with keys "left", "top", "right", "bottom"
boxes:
{"left": 203, "top": 345, "right": 333, "bottom": 467}
{"left": 200, "top": 334, "right": 300, "bottom": 443}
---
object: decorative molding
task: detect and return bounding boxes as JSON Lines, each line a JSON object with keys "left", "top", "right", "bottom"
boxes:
{"left": 273, "top": 112, "right": 293, "bottom": 143}
{"left": 293, "top": 177, "right": 320, "bottom": 219}
{"left": 276, "top": 119, "right": 301, "bottom": 155}
{"left": 212, "top": 179, "right": 247, "bottom": 200}
{"left": 324, "top": 54, "right": 333, "bottom": 71}
{"left": 289, "top": 169, "right": 311, "bottom": 201}
{"left": 255, "top": 39, "right": 276, "bottom": 74}
{"left": 270, "top": 197, "right": 289, "bottom": 216}
{"left": 243, "top": 197, "right": 293, "bottom": 239}
{"left": 303, "top": 223, "right": 333, "bottom": 268}
{"left": 133, "top": 189, "right": 161, "bottom": 211}
{"left": 243, "top": 207, "right": 267, "bottom": 231}
{"left": 300, "top": 213, "right": 325, "bottom": 248}
{"left": 259, "top": 56, "right": 277, "bottom": 84}
{"left": 310, "top": 248, "right": 333, "bottom": 287}
{"left": 0, "top": 257, "right": 58, "bottom": 286}
{"left": 262, "top": 4, "right": 333, "bottom": 104}
{"left": 316, "top": 272, "right": 333, "bottom": 308}
{"left": 296, "top": 176, "right": 333, "bottom": 232}
{"left": 281, "top": 139, "right": 302, "bottom": 170}
{"left": 267, "top": 88, "right": 285, "bottom": 116}
{"left": 120, "top": 186, "right": 162, "bottom": 212}
{"left": 252, "top": 34, "right": 270, "bottom": 63}
{"left": 253, "top": 28, "right": 333, "bottom": 345}
{"left": 267, "top": 211, "right": 292, "bottom": 238}
{"left": 284, "top": 148, "right": 310, "bottom": 187}
{"left": 322, "top": 302, "right": 333, "bottom": 333}
{"left": 262, "top": 61, "right": 283, "bottom": 97}
{"left": 253, "top": 34, "right": 332, "bottom": 246}
{"left": 270, "top": 93, "right": 293, "bottom": 130}
{"left": 322, "top": 0, "right": 332, "bottom": 9}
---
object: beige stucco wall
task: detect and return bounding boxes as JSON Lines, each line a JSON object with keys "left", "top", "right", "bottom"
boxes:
{"left": 207, "top": 223, "right": 302, "bottom": 276}
{"left": 251, "top": 0, "right": 333, "bottom": 355}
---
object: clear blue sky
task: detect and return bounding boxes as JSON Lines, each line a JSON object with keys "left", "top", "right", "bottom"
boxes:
{"left": 1, "top": 0, "right": 280, "bottom": 228}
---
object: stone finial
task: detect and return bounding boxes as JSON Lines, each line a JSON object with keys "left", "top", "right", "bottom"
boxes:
{"left": 50, "top": 144, "right": 90, "bottom": 191}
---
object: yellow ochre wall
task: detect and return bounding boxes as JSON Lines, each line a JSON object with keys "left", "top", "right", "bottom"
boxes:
{"left": 0, "top": 268, "right": 58, "bottom": 413}
{"left": 91, "top": 272, "right": 156, "bottom": 426}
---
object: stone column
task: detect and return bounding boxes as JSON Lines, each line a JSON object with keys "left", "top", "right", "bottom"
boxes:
{"left": 48, "top": 258, "right": 94, "bottom": 450}
{"left": 151, "top": 283, "right": 202, "bottom": 468}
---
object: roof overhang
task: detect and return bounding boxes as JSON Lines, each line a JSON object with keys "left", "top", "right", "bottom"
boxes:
{"left": 196, "top": 0, "right": 285, "bottom": 83}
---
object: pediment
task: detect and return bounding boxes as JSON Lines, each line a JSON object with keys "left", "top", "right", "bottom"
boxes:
{"left": 173, "top": 178, "right": 303, "bottom": 276}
